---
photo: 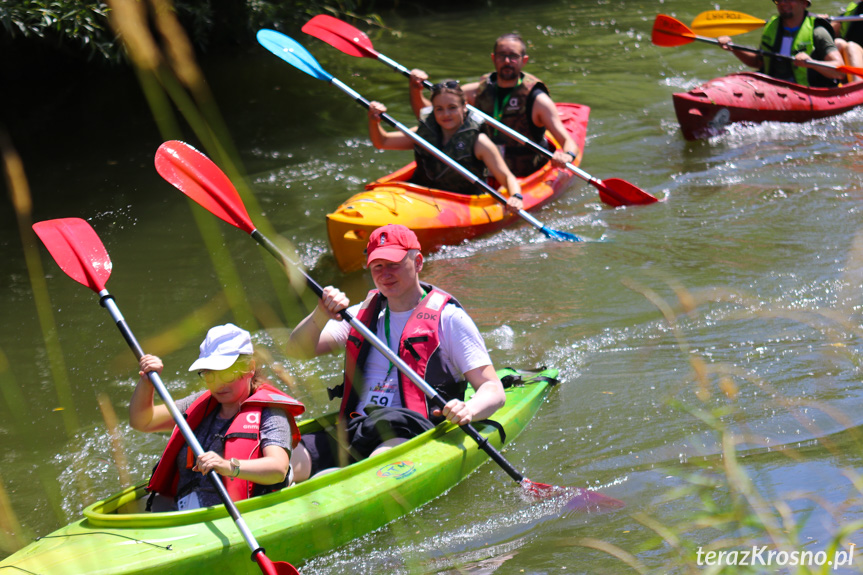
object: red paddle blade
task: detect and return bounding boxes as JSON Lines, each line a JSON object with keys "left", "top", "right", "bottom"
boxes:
{"left": 32, "top": 218, "right": 112, "bottom": 293}
{"left": 598, "top": 178, "right": 659, "bottom": 207}
{"left": 522, "top": 480, "right": 625, "bottom": 512}
{"left": 652, "top": 14, "right": 696, "bottom": 47}
{"left": 254, "top": 552, "right": 300, "bottom": 575}
{"left": 302, "top": 15, "right": 378, "bottom": 59}
{"left": 564, "top": 489, "right": 626, "bottom": 513}
{"left": 154, "top": 141, "right": 256, "bottom": 235}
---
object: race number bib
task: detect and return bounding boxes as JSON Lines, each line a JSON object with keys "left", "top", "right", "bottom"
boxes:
{"left": 366, "top": 381, "right": 398, "bottom": 409}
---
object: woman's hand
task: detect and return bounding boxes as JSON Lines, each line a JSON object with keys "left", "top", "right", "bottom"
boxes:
{"left": 409, "top": 69, "right": 428, "bottom": 90}
{"left": 193, "top": 451, "right": 231, "bottom": 477}
{"left": 138, "top": 354, "right": 163, "bottom": 380}
{"left": 368, "top": 101, "right": 387, "bottom": 123}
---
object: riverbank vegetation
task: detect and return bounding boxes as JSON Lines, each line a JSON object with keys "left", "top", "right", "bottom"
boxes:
{"left": 1, "top": 0, "right": 393, "bottom": 65}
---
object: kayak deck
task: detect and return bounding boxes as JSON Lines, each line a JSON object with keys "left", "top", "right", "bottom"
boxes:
{"left": 673, "top": 72, "right": 863, "bottom": 140}
{"left": 326, "top": 103, "right": 590, "bottom": 272}
{"left": 1, "top": 368, "right": 564, "bottom": 574}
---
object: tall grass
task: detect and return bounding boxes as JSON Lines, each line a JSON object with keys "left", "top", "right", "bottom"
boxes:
{"left": 573, "top": 280, "right": 863, "bottom": 574}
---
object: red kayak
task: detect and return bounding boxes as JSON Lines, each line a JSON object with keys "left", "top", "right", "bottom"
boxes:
{"left": 673, "top": 72, "right": 863, "bottom": 140}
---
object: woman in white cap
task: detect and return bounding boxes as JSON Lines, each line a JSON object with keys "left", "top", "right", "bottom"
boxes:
{"left": 129, "top": 323, "right": 304, "bottom": 511}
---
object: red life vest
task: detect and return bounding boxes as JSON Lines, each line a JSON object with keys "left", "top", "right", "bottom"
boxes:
{"left": 147, "top": 382, "right": 304, "bottom": 502}
{"left": 338, "top": 284, "right": 466, "bottom": 421}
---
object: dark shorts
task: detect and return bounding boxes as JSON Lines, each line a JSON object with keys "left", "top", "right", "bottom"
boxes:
{"left": 300, "top": 407, "right": 435, "bottom": 476}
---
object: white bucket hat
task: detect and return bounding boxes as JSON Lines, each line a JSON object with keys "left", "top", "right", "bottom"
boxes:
{"left": 188, "top": 323, "right": 253, "bottom": 372}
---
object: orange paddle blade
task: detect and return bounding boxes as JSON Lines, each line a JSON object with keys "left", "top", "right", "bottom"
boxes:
{"left": 652, "top": 14, "right": 697, "bottom": 47}
{"left": 839, "top": 64, "right": 863, "bottom": 78}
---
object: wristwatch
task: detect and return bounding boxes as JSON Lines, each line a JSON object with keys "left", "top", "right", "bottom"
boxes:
{"left": 230, "top": 457, "right": 241, "bottom": 477}
{"left": 565, "top": 151, "right": 577, "bottom": 162}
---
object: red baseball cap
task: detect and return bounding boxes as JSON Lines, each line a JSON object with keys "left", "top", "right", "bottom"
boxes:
{"left": 366, "top": 224, "right": 421, "bottom": 266}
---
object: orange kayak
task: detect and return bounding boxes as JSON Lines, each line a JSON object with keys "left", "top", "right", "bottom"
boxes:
{"left": 326, "top": 103, "right": 590, "bottom": 272}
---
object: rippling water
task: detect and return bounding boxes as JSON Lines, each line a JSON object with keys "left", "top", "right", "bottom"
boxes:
{"left": 3, "top": 0, "right": 863, "bottom": 572}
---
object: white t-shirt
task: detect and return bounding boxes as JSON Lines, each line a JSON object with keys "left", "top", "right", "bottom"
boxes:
{"left": 321, "top": 298, "right": 492, "bottom": 413}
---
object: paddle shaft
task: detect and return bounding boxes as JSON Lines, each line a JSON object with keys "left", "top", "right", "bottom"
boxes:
{"left": 328, "top": 77, "right": 557, "bottom": 237}
{"left": 249, "top": 230, "right": 529, "bottom": 485}
{"left": 300, "top": 18, "right": 654, "bottom": 205}
{"left": 371, "top": 53, "right": 610, "bottom": 190}
{"left": 699, "top": 34, "right": 852, "bottom": 75}
{"left": 98, "top": 293, "right": 271, "bottom": 566}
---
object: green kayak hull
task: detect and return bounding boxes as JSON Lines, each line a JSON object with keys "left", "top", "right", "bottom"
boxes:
{"left": 1, "top": 368, "right": 560, "bottom": 574}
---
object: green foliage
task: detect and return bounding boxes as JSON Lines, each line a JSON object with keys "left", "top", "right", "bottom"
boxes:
{"left": 0, "top": 1, "right": 115, "bottom": 61}
{"left": 0, "top": 0, "right": 390, "bottom": 65}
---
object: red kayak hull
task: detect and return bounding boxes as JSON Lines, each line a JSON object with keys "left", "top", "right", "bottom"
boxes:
{"left": 673, "top": 72, "right": 863, "bottom": 140}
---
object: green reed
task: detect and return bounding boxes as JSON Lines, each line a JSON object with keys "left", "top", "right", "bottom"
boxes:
{"left": 575, "top": 280, "right": 863, "bottom": 574}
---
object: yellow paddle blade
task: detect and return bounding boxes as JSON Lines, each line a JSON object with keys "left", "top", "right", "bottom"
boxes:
{"left": 691, "top": 10, "right": 766, "bottom": 37}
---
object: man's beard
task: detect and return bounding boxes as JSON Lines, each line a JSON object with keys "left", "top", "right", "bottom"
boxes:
{"left": 498, "top": 66, "right": 518, "bottom": 81}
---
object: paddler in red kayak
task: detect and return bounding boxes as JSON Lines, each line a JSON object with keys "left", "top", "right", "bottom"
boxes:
{"left": 717, "top": 0, "right": 847, "bottom": 87}
{"left": 130, "top": 324, "right": 303, "bottom": 511}
{"left": 286, "top": 224, "right": 507, "bottom": 483}
{"left": 367, "top": 81, "right": 523, "bottom": 212}
{"left": 409, "top": 33, "right": 579, "bottom": 178}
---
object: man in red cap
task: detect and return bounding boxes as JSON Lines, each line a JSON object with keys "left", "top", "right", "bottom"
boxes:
{"left": 287, "top": 224, "right": 506, "bottom": 482}
{"left": 717, "top": 0, "right": 845, "bottom": 87}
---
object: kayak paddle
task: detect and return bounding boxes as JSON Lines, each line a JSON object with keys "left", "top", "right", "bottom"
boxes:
{"left": 690, "top": 10, "right": 767, "bottom": 37}
{"left": 31, "top": 218, "right": 300, "bottom": 575}
{"left": 155, "top": 139, "right": 624, "bottom": 511}
{"left": 652, "top": 14, "right": 863, "bottom": 78}
{"left": 691, "top": 9, "right": 863, "bottom": 37}
{"left": 255, "top": 29, "right": 583, "bottom": 242}
{"left": 301, "top": 14, "right": 658, "bottom": 207}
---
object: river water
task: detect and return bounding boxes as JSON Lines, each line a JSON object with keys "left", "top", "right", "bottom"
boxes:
{"left": 3, "top": 0, "right": 863, "bottom": 572}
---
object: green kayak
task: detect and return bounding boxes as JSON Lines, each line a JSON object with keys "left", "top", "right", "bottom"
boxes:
{"left": 1, "top": 367, "right": 584, "bottom": 574}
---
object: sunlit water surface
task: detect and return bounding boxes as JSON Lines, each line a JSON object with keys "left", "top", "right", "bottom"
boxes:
{"left": 3, "top": 0, "right": 863, "bottom": 572}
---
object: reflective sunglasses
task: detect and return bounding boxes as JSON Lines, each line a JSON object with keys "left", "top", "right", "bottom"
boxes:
{"left": 198, "top": 364, "right": 251, "bottom": 385}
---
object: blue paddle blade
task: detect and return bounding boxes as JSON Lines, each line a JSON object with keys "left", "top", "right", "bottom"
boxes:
{"left": 257, "top": 29, "right": 333, "bottom": 82}
{"left": 540, "top": 226, "right": 583, "bottom": 242}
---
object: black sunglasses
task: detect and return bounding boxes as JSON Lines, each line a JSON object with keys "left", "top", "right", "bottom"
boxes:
{"left": 431, "top": 80, "right": 460, "bottom": 91}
